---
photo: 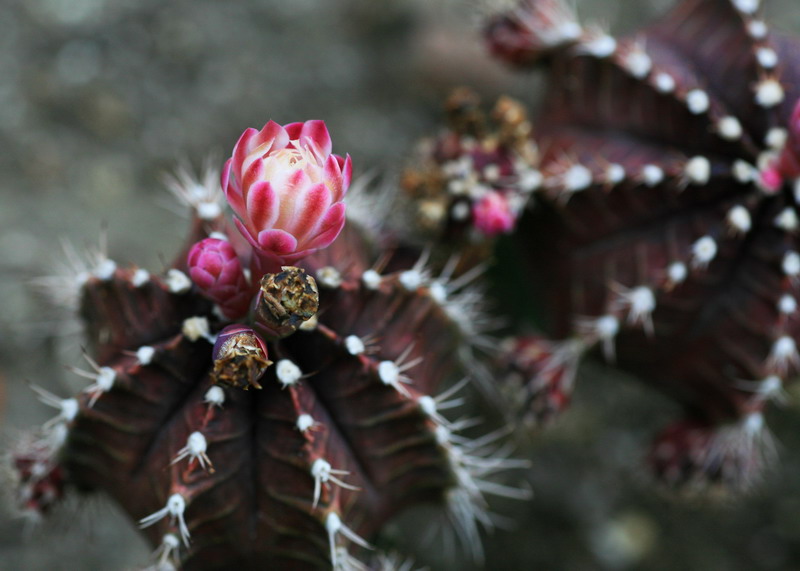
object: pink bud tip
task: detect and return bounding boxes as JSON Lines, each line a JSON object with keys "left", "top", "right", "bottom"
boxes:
{"left": 472, "top": 191, "right": 517, "bottom": 236}
{"left": 759, "top": 165, "right": 783, "bottom": 194}
{"left": 187, "top": 238, "right": 252, "bottom": 319}
{"left": 222, "top": 120, "right": 351, "bottom": 273}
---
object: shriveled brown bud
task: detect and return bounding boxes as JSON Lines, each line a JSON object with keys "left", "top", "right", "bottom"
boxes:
{"left": 445, "top": 86, "right": 485, "bottom": 137}
{"left": 255, "top": 266, "right": 319, "bottom": 339}
{"left": 212, "top": 325, "right": 272, "bottom": 390}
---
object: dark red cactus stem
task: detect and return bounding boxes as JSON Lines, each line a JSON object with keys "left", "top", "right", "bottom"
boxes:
{"left": 487, "top": 0, "right": 800, "bottom": 489}
{"left": 52, "top": 205, "right": 526, "bottom": 569}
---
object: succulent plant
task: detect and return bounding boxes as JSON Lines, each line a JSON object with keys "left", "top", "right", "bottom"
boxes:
{"left": 13, "top": 0, "right": 800, "bottom": 568}
{"left": 11, "top": 120, "right": 528, "bottom": 569}
{"left": 486, "top": 0, "right": 800, "bottom": 490}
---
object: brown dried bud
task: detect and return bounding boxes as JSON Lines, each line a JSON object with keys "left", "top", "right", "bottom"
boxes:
{"left": 492, "top": 95, "right": 533, "bottom": 150}
{"left": 445, "top": 86, "right": 485, "bottom": 137}
{"left": 212, "top": 325, "right": 272, "bottom": 390}
{"left": 254, "top": 266, "right": 319, "bottom": 339}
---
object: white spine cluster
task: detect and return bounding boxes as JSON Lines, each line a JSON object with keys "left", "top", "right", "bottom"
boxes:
{"left": 31, "top": 385, "right": 79, "bottom": 434}
{"left": 376, "top": 345, "right": 422, "bottom": 397}
{"left": 139, "top": 493, "right": 191, "bottom": 547}
{"left": 171, "top": 432, "right": 212, "bottom": 472}
{"left": 203, "top": 385, "right": 225, "bottom": 408}
{"left": 703, "top": 412, "right": 776, "bottom": 489}
{"left": 163, "top": 162, "right": 224, "bottom": 221}
{"left": 70, "top": 353, "right": 117, "bottom": 407}
{"left": 181, "top": 316, "right": 214, "bottom": 343}
{"left": 575, "top": 314, "right": 619, "bottom": 361}
{"left": 326, "top": 512, "right": 372, "bottom": 571}
{"left": 276, "top": 359, "right": 303, "bottom": 387}
{"left": 614, "top": 284, "right": 656, "bottom": 335}
{"left": 434, "top": 425, "right": 531, "bottom": 563}
{"left": 310, "top": 459, "right": 360, "bottom": 508}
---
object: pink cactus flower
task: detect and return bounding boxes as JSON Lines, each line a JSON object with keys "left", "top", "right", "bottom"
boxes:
{"left": 187, "top": 237, "right": 252, "bottom": 319}
{"left": 472, "top": 190, "right": 516, "bottom": 236}
{"left": 221, "top": 120, "right": 352, "bottom": 274}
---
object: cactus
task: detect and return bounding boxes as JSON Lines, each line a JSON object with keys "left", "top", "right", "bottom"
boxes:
{"left": 10, "top": 0, "right": 800, "bottom": 568}
{"left": 12, "top": 121, "right": 528, "bottom": 569}
{"left": 485, "top": 0, "right": 800, "bottom": 490}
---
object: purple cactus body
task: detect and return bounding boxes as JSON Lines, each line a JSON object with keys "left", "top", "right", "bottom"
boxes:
{"left": 59, "top": 220, "right": 492, "bottom": 569}
{"left": 2, "top": 114, "right": 531, "bottom": 569}
{"left": 488, "top": 0, "right": 800, "bottom": 487}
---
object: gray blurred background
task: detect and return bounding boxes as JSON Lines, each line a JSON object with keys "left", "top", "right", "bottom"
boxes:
{"left": 2, "top": 0, "right": 800, "bottom": 569}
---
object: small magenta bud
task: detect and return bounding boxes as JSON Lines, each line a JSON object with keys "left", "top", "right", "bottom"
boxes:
{"left": 211, "top": 325, "right": 272, "bottom": 390}
{"left": 759, "top": 165, "right": 783, "bottom": 194}
{"left": 254, "top": 266, "right": 319, "bottom": 339}
{"left": 187, "top": 237, "right": 252, "bottom": 319}
{"left": 221, "top": 120, "right": 352, "bottom": 274}
{"left": 472, "top": 191, "right": 516, "bottom": 236}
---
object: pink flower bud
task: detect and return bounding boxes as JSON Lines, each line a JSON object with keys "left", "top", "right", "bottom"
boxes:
{"left": 221, "top": 120, "right": 352, "bottom": 273}
{"left": 759, "top": 165, "right": 783, "bottom": 194}
{"left": 187, "top": 238, "right": 252, "bottom": 319}
{"left": 472, "top": 191, "right": 516, "bottom": 236}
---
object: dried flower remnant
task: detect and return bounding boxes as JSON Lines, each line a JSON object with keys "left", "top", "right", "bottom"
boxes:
{"left": 486, "top": 0, "right": 800, "bottom": 490}
{"left": 254, "top": 266, "right": 319, "bottom": 339}
{"left": 402, "top": 88, "right": 540, "bottom": 246}
{"left": 211, "top": 324, "right": 272, "bottom": 390}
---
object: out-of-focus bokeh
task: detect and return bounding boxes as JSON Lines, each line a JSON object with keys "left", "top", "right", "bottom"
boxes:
{"left": 2, "top": 0, "right": 800, "bottom": 569}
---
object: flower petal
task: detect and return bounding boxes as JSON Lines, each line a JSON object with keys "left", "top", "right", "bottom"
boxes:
{"left": 253, "top": 120, "right": 289, "bottom": 153}
{"left": 340, "top": 154, "right": 352, "bottom": 194}
{"left": 241, "top": 158, "right": 265, "bottom": 204}
{"left": 257, "top": 228, "right": 298, "bottom": 255}
{"left": 234, "top": 217, "right": 260, "bottom": 250}
{"left": 300, "top": 120, "right": 333, "bottom": 159}
{"left": 221, "top": 158, "right": 245, "bottom": 218}
{"left": 284, "top": 120, "right": 332, "bottom": 160}
{"left": 304, "top": 202, "right": 345, "bottom": 250}
{"left": 189, "top": 267, "right": 215, "bottom": 289}
{"left": 292, "top": 183, "right": 333, "bottom": 243}
{"left": 274, "top": 168, "right": 311, "bottom": 229}
{"left": 231, "top": 128, "right": 259, "bottom": 181}
{"left": 323, "top": 153, "right": 342, "bottom": 195}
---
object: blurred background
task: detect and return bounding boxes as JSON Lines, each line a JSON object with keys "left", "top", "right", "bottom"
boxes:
{"left": 2, "top": 0, "right": 800, "bottom": 569}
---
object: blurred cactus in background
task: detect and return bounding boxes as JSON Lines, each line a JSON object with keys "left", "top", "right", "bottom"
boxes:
{"left": 485, "top": 0, "right": 800, "bottom": 492}
{"left": 6, "top": 0, "right": 800, "bottom": 569}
